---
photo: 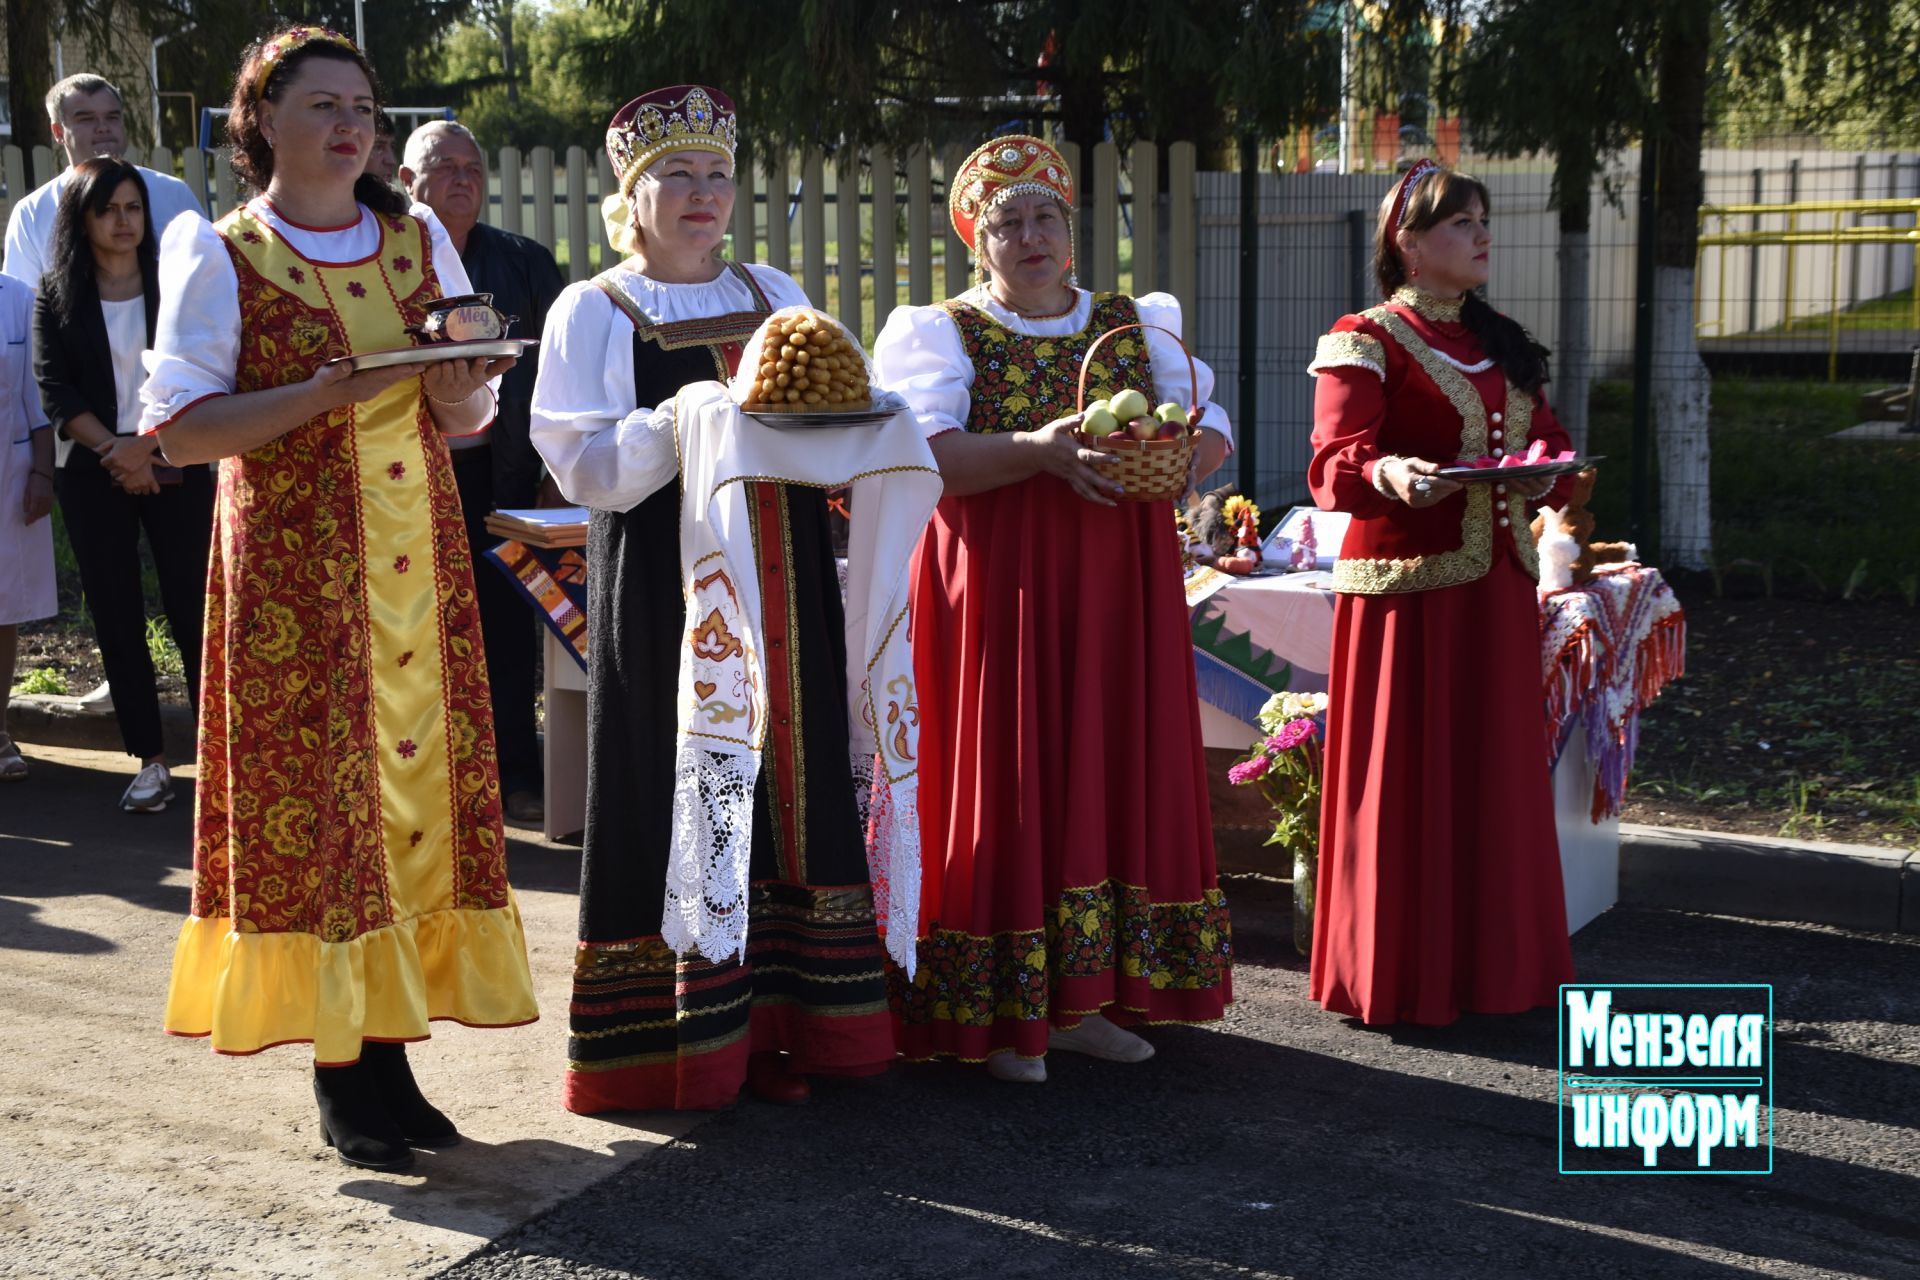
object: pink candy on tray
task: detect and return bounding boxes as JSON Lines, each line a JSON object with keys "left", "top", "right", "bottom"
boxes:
{"left": 1452, "top": 440, "right": 1577, "bottom": 470}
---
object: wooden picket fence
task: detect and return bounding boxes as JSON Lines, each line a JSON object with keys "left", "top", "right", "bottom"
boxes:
{"left": 2, "top": 140, "right": 1203, "bottom": 344}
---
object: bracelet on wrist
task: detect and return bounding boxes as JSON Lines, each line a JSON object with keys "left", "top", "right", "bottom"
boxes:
{"left": 428, "top": 387, "right": 478, "bottom": 408}
{"left": 1371, "top": 456, "right": 1406, "bottom": 501}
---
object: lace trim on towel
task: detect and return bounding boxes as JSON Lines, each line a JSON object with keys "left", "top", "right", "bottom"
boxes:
{"left": 662, "top": 741, "right": 759, "bottom": 963}
{"left": 851, "top": 747, "right": 921, "bottom": 977}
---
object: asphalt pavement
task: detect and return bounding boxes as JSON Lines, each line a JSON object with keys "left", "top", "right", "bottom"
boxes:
{"left": 1, "top": 745, "right": 1915, "bottom": 1280}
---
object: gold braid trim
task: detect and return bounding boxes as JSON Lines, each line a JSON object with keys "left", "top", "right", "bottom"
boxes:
{"left": 1332, "top": 307, "right": 1514, "bottom": 595}
{"left": 1307, "top": 331, "right": 1386, "bottom": 380}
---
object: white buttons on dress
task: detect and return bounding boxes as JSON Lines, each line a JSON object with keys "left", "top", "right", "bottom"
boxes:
{"left": 1495, "top": 500, "right": 1508, "bottom": 512}
{"left": 1498, "top": 517, "right": 1511, "bottom": 528}
{"left": 1491, "top": 430, "right": 1504, "bottom": 441}
{"left": 1491, "top": 447, "right": 1504, "bottom": 458}
{"left": 1491, "top": 412, "right": 1503, "bottom": 424}
{"left": 1495, "top": 483, "right": 1508, "bottom": 494}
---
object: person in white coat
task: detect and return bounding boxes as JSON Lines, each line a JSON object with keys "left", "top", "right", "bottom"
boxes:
{"left": 0, "top": 274, "right": 56, "bottom": 780}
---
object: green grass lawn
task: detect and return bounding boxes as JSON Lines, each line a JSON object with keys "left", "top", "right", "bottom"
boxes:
{"left": 1584, "top": 376, "right": 1920, "bottom": 601}
{"left": 1773, "top": 286, "right": 1918, "bottom": 334}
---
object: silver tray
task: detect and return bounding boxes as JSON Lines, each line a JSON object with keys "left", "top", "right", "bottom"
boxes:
{"left": 329, "top": 338, "right": 534, "bottom": 372}
{"left": 744, "top": 390, "right": 908, "bottom": 429}
{"left": 1436, "top": 454, "right": 1604, "bottom": 482}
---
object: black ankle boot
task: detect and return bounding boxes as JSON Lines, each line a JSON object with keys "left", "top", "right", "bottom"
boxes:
{"left": 313, "top": 1062, "right": 414, "bottom": 1171}
{"left": 360, "top": 1041, "right": 461, "bottom": 1148}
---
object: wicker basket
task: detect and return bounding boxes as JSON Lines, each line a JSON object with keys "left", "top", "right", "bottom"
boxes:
{"left": 1074, "top": 323, "right": 1200, "bottom": 503}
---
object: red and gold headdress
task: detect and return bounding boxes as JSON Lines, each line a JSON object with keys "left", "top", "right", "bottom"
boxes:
{"left": 253, "top": 27, "right": 360, "bottom": 101}
{"left": 604, "top": 85, "right": 738, "bottom": 201}
{"left": 948, "top": 134, "right": 1074, "bottom": 253}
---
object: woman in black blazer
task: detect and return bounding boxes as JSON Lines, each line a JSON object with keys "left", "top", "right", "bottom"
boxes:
{"left": 34, "top": 156, "right": 213, "bottom": 813}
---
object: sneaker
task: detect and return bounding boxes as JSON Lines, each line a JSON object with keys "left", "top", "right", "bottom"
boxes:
{"left": 121, "top": 762, "right": 175, "bottom": 813}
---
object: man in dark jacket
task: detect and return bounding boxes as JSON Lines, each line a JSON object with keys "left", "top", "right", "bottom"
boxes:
{"left": 403, "top": 120, "right": 566, "bottom": 825}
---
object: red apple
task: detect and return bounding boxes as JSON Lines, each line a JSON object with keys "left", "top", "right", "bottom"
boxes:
{"left": 1127, "top": 416, "right": 1159, "bottom": 441}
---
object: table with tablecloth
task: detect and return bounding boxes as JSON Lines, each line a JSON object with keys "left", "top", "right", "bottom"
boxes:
{"left": 487, "top": 531, "right": 1686, "bottom": 928}
{"left": 1187, "top": 561, "right": 1685, "bottom": 932}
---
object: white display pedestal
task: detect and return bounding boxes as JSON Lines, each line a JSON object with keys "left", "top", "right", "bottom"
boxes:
{"left": 542, "top": 629, "right": 588, "bottom": 841}
{"left": 1551, "top": 712, "right": 1621, "bottom": 935}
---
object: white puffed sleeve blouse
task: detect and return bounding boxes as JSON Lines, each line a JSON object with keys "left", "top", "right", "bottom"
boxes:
{"left": 871, "top": 285, "right": 1233, "bottom": 446}
{"left": 139, "top": 198, "right": 489, "bottom": 435}
{"left": 528, "top": 262, "right": 808, "bottom": 511}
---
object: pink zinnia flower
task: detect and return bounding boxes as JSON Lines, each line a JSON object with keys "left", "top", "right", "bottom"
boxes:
{"left": 1269, "top": 718, "right": 1317, "bottom": 752}
{"left": 1228, "top": 756, "right": 1270, "bottom": 785}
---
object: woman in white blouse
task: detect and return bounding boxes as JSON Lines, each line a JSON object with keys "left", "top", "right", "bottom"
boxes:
{"left": 530, "top": 86, "right": 901, "bottom": 1115}
{"left": 34, "top": 157, "right": 213, "bottom": 814}
{"left": 870, "top": 135, "right": 1236, "bottom": 1083}
{"left": 141, "top": 27, "right": 535, "bottom": 1174}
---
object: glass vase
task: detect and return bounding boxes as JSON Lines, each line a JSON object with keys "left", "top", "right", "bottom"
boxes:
{"left": 1291, "top": 844, "right": 1317, "bottom": 957}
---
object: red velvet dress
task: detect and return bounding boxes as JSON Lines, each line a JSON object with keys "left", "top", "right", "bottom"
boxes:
{"left": 889, "top": 293, "right": 1233, "bottom": 1063}
{"left": 1306, "top": 288, "right": 1575, "bottom": 1026}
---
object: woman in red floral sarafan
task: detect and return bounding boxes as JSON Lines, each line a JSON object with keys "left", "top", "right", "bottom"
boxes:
{"left": 143, "top": 27, "right": 535, "bottom": 1172}
{"left": 872, "top": 134, "right": 1235, "bottom": 1083}
{"left": 1306, "top": 160, "right": 1576, "bottom": 1026}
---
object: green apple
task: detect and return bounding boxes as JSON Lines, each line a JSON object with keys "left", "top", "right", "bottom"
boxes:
{"left": 1155, "top": 401, "right": 1186, "bottom": 424}
{"left": 1109, "top": 388, "right": 1150, "bottom": 422}
{"left": 1082, "top": 402, "right": 1121, "bottom": 437}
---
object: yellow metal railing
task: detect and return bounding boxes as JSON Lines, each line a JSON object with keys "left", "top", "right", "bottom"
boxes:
{"left": 1695, "top": 198, "right": 1920, "bottom": 381}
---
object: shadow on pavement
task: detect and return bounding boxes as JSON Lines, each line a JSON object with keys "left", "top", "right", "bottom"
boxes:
{"left": 0, "top": 893, "right": 119, "bottom": 954}
{"left": 0, "top": 752, "right": 197, "bottom": 953}
{"left": 336, "top": 1133, "right": 671, "bottom": 1227}
{"left": 433, "top": 902, "right": 1919, "bottom": 1280}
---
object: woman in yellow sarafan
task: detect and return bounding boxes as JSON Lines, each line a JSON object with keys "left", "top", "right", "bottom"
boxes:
{"left": 140, "top": 27, "right": 535, "bottom": 1172}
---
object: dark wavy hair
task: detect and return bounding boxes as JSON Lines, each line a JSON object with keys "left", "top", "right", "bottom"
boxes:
{"left": 224, "top": 30, "right": 407, "bottom": 217}
{"left": 44, "top": 157, "right": 156, "bottom": 328}
{"left": 1372, "top": 165, "right": 1550, "bottom": 396}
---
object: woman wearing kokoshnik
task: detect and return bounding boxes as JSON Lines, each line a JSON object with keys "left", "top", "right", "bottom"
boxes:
{"left": 871, "top": 135, "right": 1236, "bottom": 1083}
{"left": 143, "top": 27, "right": 536, "bottom": 1171}
{"left": 530, "top": 86, "right": 938, "bottom": 1114}
{"left": 1306, "top": 159, "right": 1577, "bottom": 1027}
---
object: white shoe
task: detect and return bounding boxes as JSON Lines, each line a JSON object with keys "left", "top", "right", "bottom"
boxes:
{"left": 78, "top": 681, "right": 116, "bottom": 715}
{"left": 1047, "top": 1014, "right": 1155, "bottom": 1063}
{"left": 985, "top": 1053, "right": 1047, "bottom": 1084}
{"left": 121, "top": 762, "right": 175, "bottom": 813}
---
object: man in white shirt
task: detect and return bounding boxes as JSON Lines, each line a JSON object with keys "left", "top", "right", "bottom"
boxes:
{"left": 2, "top": 74, "right": 205, "bottom": 289}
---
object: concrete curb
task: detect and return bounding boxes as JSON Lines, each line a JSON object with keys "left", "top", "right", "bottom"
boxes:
{"left": 5, "top": 693, "right": 195, "bottom": 757}
{"left": 15, "top": 704, "right": 1915, "bottom": 934}
{"left": 1619, "top": 822, "right": 1918, "bottom": 934}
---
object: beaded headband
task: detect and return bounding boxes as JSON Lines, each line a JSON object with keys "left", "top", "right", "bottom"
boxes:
{"left": 1391, "top": 158, "right": 1441, "bottom": 229}
{"left": 253, "top": 27, "right": 361, "bottom": 101}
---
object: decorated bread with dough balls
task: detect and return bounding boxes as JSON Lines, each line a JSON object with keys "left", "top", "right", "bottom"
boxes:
{"left": 745, "top": 309, "right": 872, "bottom": 412}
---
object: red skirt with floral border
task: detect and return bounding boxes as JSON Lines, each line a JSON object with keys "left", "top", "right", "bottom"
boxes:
{"left": 891, "top": 472, "right": 1232, "bottom": 1063}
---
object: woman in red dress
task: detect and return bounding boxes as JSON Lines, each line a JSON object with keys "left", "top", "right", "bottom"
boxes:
{"left": 872, "top": 136, "right": 1234, "bottom": 1082}
{"left": 1307, "top": 160, "right": 1575, "bottom": 1026}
